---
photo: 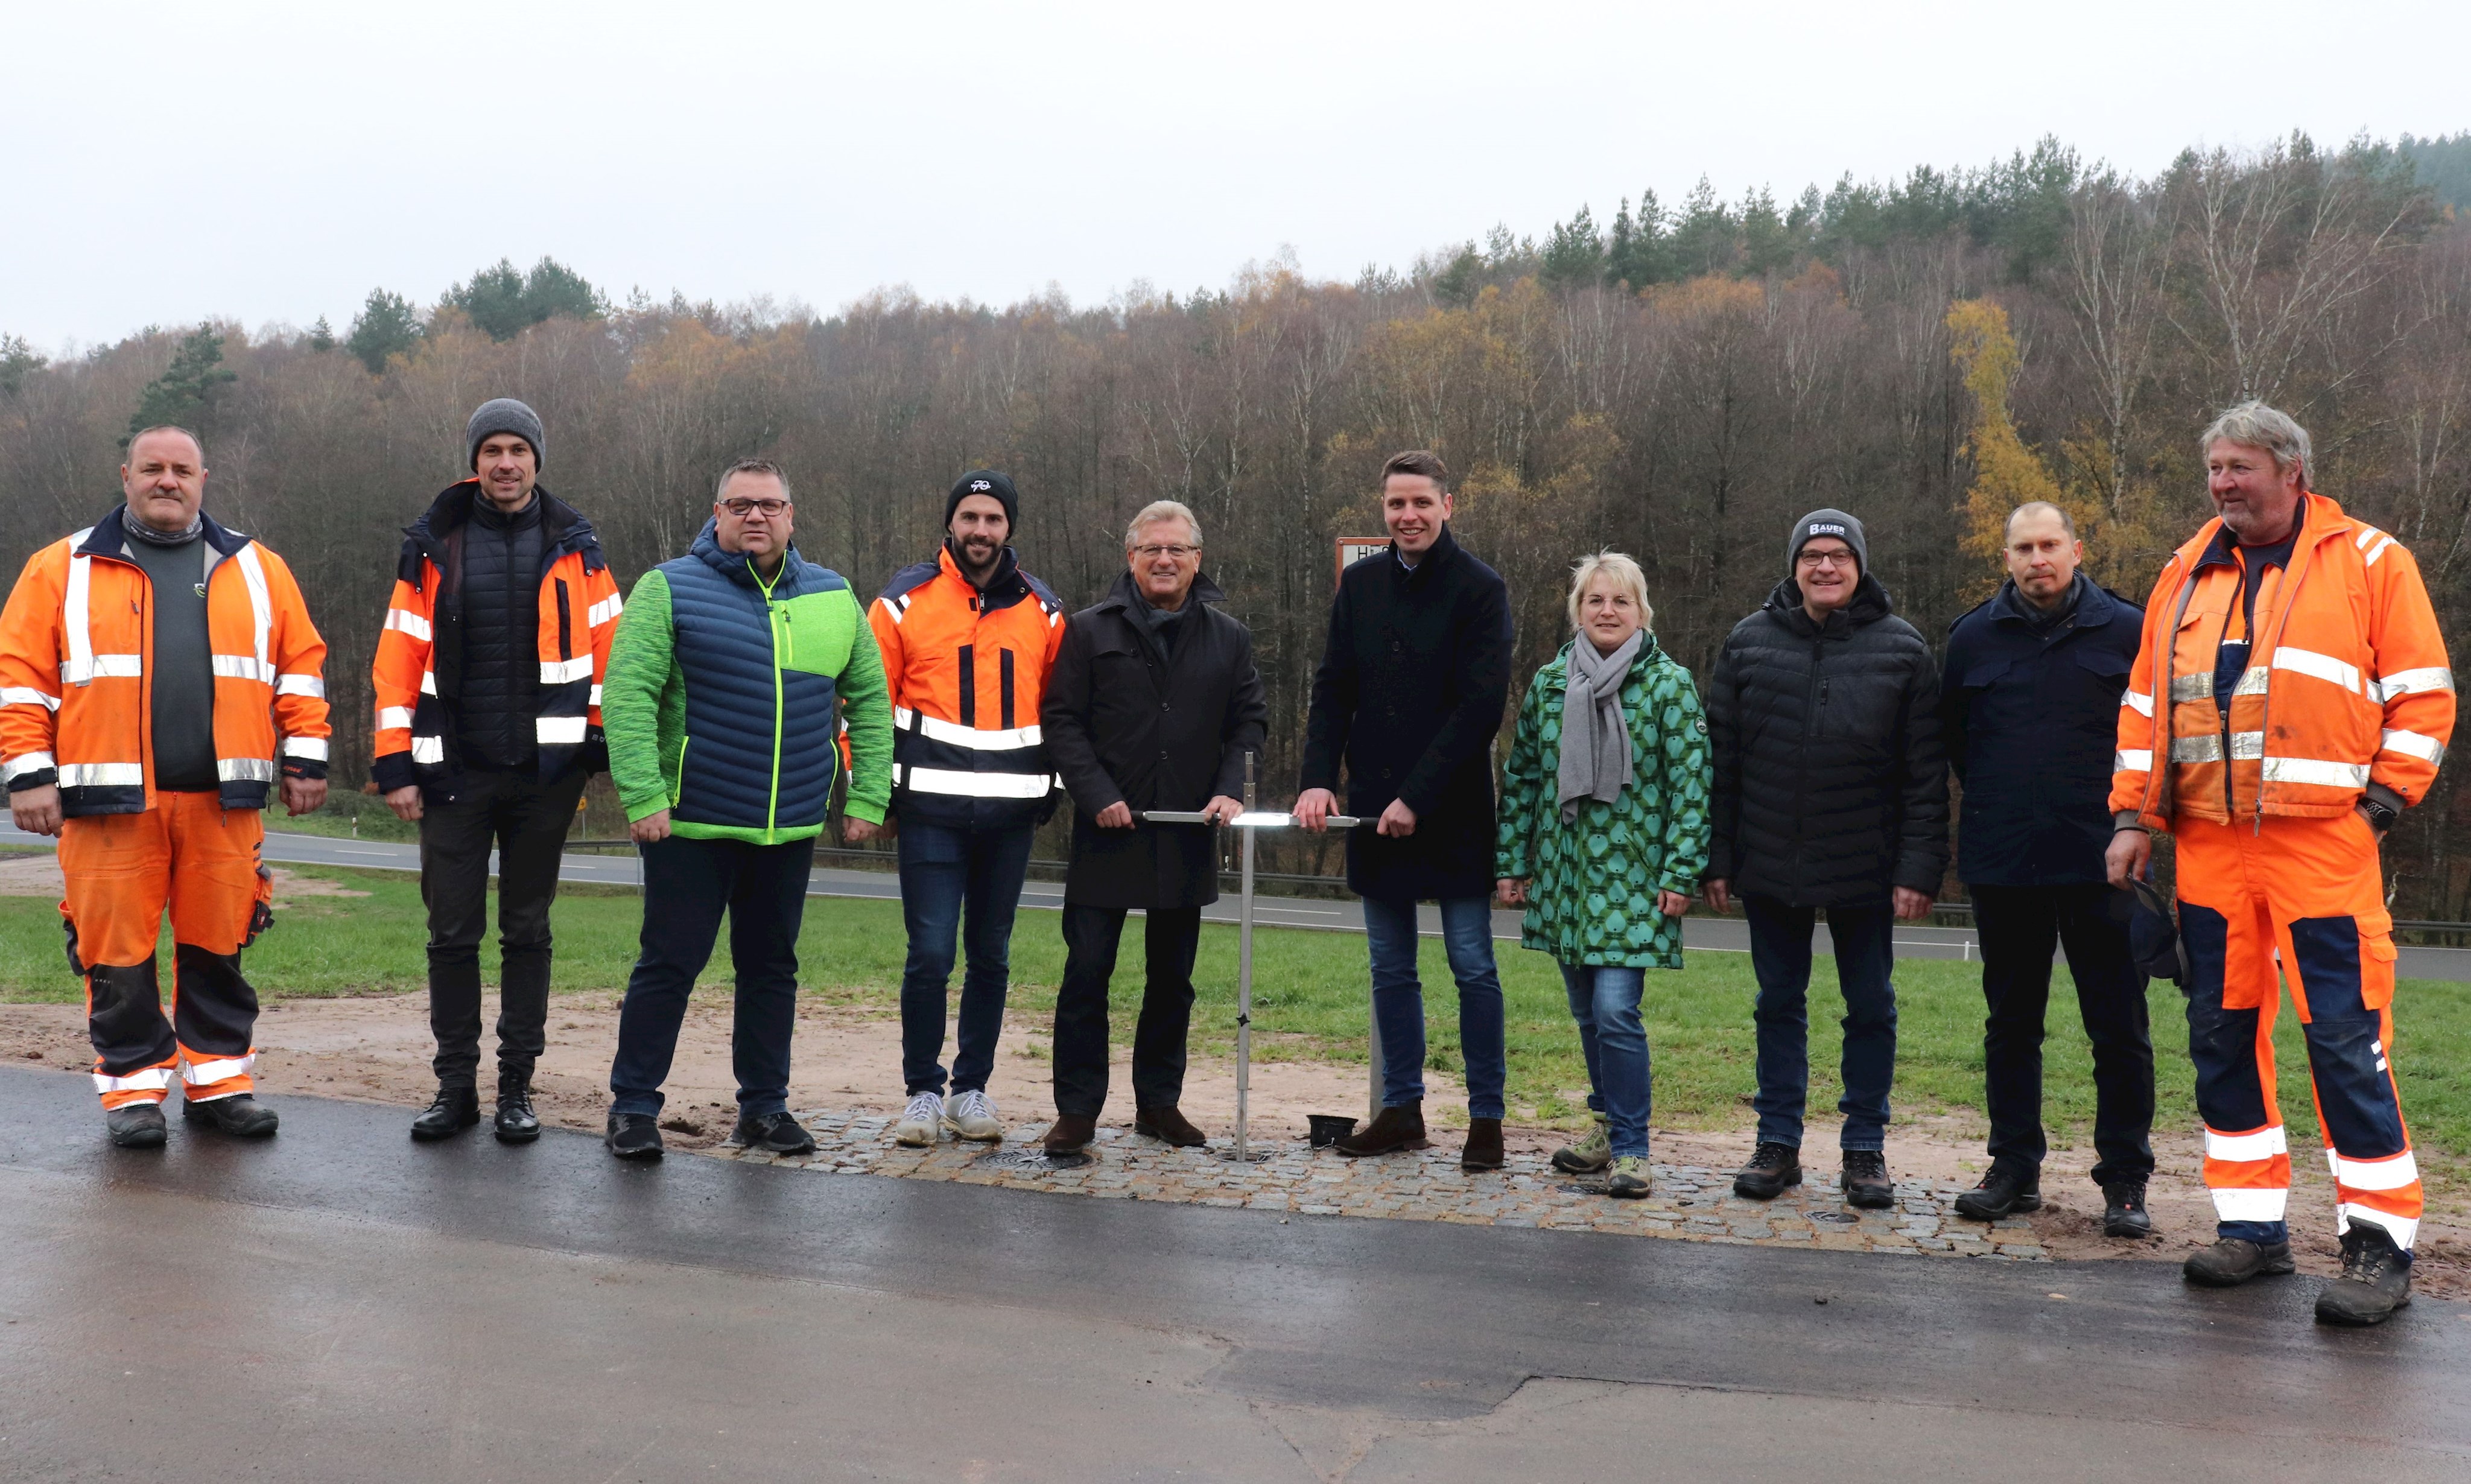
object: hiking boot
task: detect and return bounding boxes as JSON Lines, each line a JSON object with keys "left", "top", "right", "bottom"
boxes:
{"left": 2183, "top": 1236, "right": 2294, "bottom": 1287}
{"left": 411, "top": 1085, "right": 481, "bottom": 1141}
{"left": 944, "top": 1088, "right": 1004, "bottom": 1142}
{"left": 1953, "top": 1165, "right": 2041, "bottom": 1221}
{"left": 1135, "top": 1105, "right": 1208, "bottom": 1147}
{"left": 2102, "top": 1181, "right": 2152, "bottom": 1238}
{"left": 1336, "top": 1100, "right": 1430, "bottom": 1157}
{"left": 2315, "top": 1220, "right": 2412, "bottom": 1327}
{"left": 733, "top": 1110, "right": 817, "bottom": 1156}
{"left": 182, "top": 1094, "right": 278, "bottom": 1137}
{"left": 1552, "top": 1117, "right": 1611, "bottom": 1174}
{"left": 605, "top": 1111, "right": 664, "bottom": 1160}
{"left": 1460, "top": 1117, "right": 1505, "bottom": 1172}
{"left": 1607, "top": 1154, "right": 1653, "bottom": 1199}
{"left": 106, "top": 1102, "right": 167, "bottom": 1149}
{"left": 1044, "top": 1114, "right": 1097, "bottom": 1155}
{"left": 493, "top": 1075, "right": 540, "bottom": 1145}
{"left": 893, "top": 1091, "right": 944, "bottom": 1147}
{"left": 1842, "top": 1150, "right": 1894, "bottom": 1209}
{"left": 1732, "top": 1141, "right": 1802, "bottom": 1200}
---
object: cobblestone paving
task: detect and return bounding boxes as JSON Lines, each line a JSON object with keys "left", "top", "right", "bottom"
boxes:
{"left": 707, "top": 1111, "right": 2050, "bottom": 1261}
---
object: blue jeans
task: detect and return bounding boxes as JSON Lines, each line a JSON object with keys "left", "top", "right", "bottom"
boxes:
{"left": 1362, "top": 895, "right": 1506, "bottom": 1120}
{"left": 609, "top": 835, "right": 812, "bottom": 1118}
{"left": 897, "top": 819, "right": 1035, "bottom": 1096}
{"left": 1743, "top": 893, "right": 1898, "bottom": 1152}
{"left": 1561, "top": 962, "right": 1650, "bottom": 1158}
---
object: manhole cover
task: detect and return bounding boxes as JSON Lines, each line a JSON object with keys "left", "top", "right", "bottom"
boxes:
{"left": 1810, "top": 1210, "right": 1859, "bottom": 1225}
{"left": 975, "top": 1147, "right": 1090, "bottom": 1172}
{"left": 1212, "top": 1146, "right": 1275, "bottom": 1164}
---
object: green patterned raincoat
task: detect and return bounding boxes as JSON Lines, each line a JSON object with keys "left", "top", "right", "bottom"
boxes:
{"left": 1493, "top": 635, "right": 1711, "bottom": 969}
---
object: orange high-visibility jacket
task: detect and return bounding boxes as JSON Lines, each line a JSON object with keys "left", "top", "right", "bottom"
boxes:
{"left": 2111, "top": 492, "right": 2454, "bottom": 829}
{"left": 0, "top": 510, "right": 331, "bottom": 816}
{"left": 868, "top": 544, "right": 1066, "bottom": 829}
{"left": 368, "top": 482, "right": 621, "bottom": 798}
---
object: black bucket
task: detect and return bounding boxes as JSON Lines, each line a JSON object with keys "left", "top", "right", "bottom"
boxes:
{"left": 1307, "top": 1114, "right": 1358, "bottom": 1147}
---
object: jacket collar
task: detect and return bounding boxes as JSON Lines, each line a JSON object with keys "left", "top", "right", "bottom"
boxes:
{"left": 411, "top": 478, "right": 595, "bottom": 558}
{"left": 1989, "top": 573, "right": 2112, "bottom": 630}
{"left": 1552, "top": 630, "right": 1665, "bottom": 676}
{"left": 1096, "top": 568, "right": 1226, "bottom": 617}
{"left": 2178, "top": 490, "right": 2348, "bottom": 572}
{"left": 939, "top": 539, "right": 1027, "bottom": 598}
{"left": 80, "top": 504, "right": 251, "bottom": 560}
{"left": 693, "top": 517, "right": 803, "bottom": 589}
{"left": 1765, "top": 571, "right": 1893, "bottom": 637}
{"left": 1387, "top": 525, "right": 1459, "bottom": 586}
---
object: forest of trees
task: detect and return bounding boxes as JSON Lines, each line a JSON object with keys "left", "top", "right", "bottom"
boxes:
{"left": 7, "top": 132, "right": 2471, "bottom": 915}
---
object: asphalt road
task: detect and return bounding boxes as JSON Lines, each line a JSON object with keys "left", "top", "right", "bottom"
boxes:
{"left": 10, "top": 820, "right": 2471, "bottom": 980}
{"left": 0, "top": 1065, "right": 2463, "bottom": 1482}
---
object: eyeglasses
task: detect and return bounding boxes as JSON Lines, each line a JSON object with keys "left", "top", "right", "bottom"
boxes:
{"left": 1795, "top": 550, "right": 1854, "bottom": 569}
{"left": 1132, "top": 544, "right": 1198, "bottom": 560}
{"left": 721, "top": 497, "right": 790, "bottom": 517}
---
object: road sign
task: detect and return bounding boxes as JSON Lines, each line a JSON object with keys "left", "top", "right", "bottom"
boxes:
{"left": 1336, "top": 536, "right": 1388, "bottom": 580}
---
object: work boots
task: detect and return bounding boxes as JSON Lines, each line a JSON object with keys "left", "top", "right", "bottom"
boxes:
{"left": 411, "top": 1085, "right": 481, "bottom": 1141}
{"left": 1732, "top": 1141, "right": 1802, "bottom": 1200}
{"left": 493, "top": 1074, "right": 541, "bottom": 1145}
{"left": 182, "top": 1094, "right": 279, "bottom": 1137}
{"left": 1954, "top": 1164, "right": 2041, "bottom": 1221}
{"left": 1134, "top": 1105, "right": 1208, "bottom": 1147}
{"left": 1841, "top": 1150, "right": 1895, "bottom": 1209}
{"left": 2315, "top": 1220, "right": 2412, "bottom": 1326}
{"left": 1336, "top": 1100, "right": 1429, "bottom": 1157}
{"left": 1460, "top": 1117, "right": 1505, "bottom": 1172}
{"left": 1552, "top": 1117, "right": 1612, "bottom": 1174}
{"left": 106, "top": 1102, "right": 167, "bottom": 1149}
{"left": 2183, "top": 1235, "right": 2295, "bottom": 1287}
{"left": 2101, "top": 1181, "right": 2152, "bottom": 1238}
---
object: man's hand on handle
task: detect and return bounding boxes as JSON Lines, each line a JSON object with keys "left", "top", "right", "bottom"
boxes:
{"left": 1202, "top": 795, "right": 1245, "bottom": 826}
{"left": 2105, "top": 828, "right": 2151, "bottom": 890}
{"left": 1293, "top": 788, "right": 1336, "bottom": 832}
{"left": 1892, "top": 886, "right": 1933, "bottom": 922}
{"left": 630, "top": 809, "right": 673, "bottom": 845}
{"left": 384, "top": 785, "right": 423, "bottom": 823}
{"left": 1375, "top": 797, "right": 1417, "bottom": 838}
{"left": 1094, "top": 802, "right": 1135, "bottom": 830}
{"left": 9, "top": 784, "right": 61, "bottom": 837}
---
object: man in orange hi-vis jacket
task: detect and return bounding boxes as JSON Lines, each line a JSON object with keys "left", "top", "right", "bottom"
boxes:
{"left": 0, "top": 427, "right": 330, "bottom": 1149}
{"left": 2108, "top": 401, "right": 2452, "bottom": 1327}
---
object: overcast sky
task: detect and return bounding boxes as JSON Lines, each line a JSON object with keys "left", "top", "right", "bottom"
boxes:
{"left": 7, "top": 1, "right": 2467, "bottom": 350}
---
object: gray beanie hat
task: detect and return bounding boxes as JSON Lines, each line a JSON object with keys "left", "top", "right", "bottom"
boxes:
{"left": 466, "top": 398, "right": 546, "bottom": 471}
{"left": 1787, "top": 507, "right": 1867, "bottom": 575}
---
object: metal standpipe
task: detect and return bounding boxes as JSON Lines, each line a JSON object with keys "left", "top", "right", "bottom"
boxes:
{"left": 1139, "top": 750, "right": 1361, "bottom": 1164}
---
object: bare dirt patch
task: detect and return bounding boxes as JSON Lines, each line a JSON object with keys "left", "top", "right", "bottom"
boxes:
{"left": 0, "top": 855, "right": 366, "bottom": 902}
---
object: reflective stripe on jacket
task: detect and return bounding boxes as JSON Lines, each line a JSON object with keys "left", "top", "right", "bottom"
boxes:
{"left": 369, "top": 481, "right": 621, "bottom": 799}
{"left": 2111, "top": 492, "right": 2454, "bottom": 828}
{"left": 869, "top": 544, "right": 1066, "bottom": 829}
{"left": 0, "top": 508, "right": 331, "bottom": 816}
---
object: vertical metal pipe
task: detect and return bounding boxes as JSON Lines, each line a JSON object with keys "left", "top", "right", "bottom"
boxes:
{"left": 1236, "top": 752, "right": 1256, "bottom": 1161}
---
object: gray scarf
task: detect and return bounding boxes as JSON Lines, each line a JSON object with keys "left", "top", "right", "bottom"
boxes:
{"left": 122, "top": 505, "right": 203, "bottom": 547}
{"left": 1556, "top": 631, "right": 1643, "bottom": 822}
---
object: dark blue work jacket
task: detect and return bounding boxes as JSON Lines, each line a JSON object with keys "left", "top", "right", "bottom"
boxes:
{"left": 1941, "top": 576, "right": 2143, "bottom": 887}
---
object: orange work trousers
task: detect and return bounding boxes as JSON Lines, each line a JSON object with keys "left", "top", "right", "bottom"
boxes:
{"left": 58, "top": 791, "right": 272, "bottom": 1109}
{"left": 2174, "top": 811, "right": 2419, "bottom": 1251}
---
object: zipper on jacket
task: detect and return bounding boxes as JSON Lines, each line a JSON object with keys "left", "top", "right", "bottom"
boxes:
{"left": 2215, "top": 599, "right": 2238, "bottom": 820}
{"left": 756, "top": 562, "right": 785, "bottom": 838}
{"left": 2249, "top": 534, "right": 2318, "bottom": 835}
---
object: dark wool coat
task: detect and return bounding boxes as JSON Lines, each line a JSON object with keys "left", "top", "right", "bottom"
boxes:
{"left": 1941, "top": 576, "right": 2143, "bottom": 887}
{"left": 1299, "top": 527, "right": 1514, "bottom": 901}
{"left": 1042, "top": 571, "right": 1269, "bottom": 910}
{"left": 1705, "top": 573, "right": 1949, "bottom": 907}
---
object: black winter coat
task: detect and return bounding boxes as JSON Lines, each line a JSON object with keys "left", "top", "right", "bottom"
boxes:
{"left": 1299, "top": 527, "right": 1513, "bottom": 901}
{"left": 1705, "top": 574, "right": 1949, "bottom": 907}
{"left": 454, "top": 496, "right": 544, "bottom": 772}
{"left": 1941, "top": 576, "right": 2142, "bottom": 887}
{"left": 1042, "top": 571, "right": 1269, "bottom": 910}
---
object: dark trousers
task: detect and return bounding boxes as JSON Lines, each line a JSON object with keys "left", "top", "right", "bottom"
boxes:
{"left": 1743, "top": 893, "right": 1898, "bottom": 1152}
{"left": 419, "top": 766, "right": 588, "bottom": 1087}
{"left": 1971, "top": 882, "right": 2155, "bottom": 1187}
{"left": 1052, "top": 904, "right": 1204, "bottom": 1117}
{"left": 896, "top": 820, "right": 1035, "bottom": 1096}
{"left": 608, "top": 834, "right": 812, "bottom": 1118}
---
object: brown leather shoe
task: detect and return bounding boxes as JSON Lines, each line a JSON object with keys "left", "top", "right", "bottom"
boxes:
{"left": 1043, "top": 1114, "right": 1097, "bottom": 1154}
{"left": 1336, "top": 1100, "right": 1429, "bottom": 1157}
{"left": 1459, "top": 1117, "right": 1505, "bottom": 1172}
{"left": 1134, "top": 1105, "right": 1208, "bottom": 1147}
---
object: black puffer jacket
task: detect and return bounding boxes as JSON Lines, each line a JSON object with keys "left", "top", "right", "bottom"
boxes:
{"left": 1705, "top": 574, "right": 1948, "bottom": 907}
{"left": 454, "top": 496, "right": 544, "bottom": 772}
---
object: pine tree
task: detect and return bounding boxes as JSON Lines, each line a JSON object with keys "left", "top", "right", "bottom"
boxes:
{"left": 0, "top": 334, "right": 43, "bottom": 397}
{"left": 346, "top": 288, "right": 422, "bottom": 375}
{"left": 442, "top": 256, "right": 606, "bottom": 340}
{"left": 306, "top": 316, "right": 337, "bottom": 352}
{"left": 124, "top": 326, "right": 235, "bottom": 446}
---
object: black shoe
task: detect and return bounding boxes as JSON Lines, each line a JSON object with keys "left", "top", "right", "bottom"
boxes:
{"left": 1953, "top": 1165, "right": 2041, "bottom": 1221}
{"left": 1842, "top": 1150, "right": 1894, "bottom": 1209}
{"left": 2101, "top": 1181, "right": 2152, "bottom": 1238}
{"left": 180, "top": 1094, "right": 279, "bottom": 1137}
{"left": 106, "top": 1102, "right": 167, "bottom": 1149}
{"left": 2183, "top": 1236, "right": 2295, "bottom": 1287}
{"left": 1733, "top": 1141, "right": 1803, "bottom": 1200}
{"left": 411, "top": 1086, "right": 481, "bottom": 1141}
{"left": 2316, "top": 1220, "right": 2412, "bottom": 1326}
{"left": 732, "top": 1109, "right": 816, "bottom": 1155}
{"left": 493, "top": 1076, "right": 541, "bottom": 1145}
{"left": 606, "top": 1111, "right": 664, "bottom": 1160}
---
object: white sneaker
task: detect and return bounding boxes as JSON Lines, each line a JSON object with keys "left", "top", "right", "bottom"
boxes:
{"left": 893, "top": 1091, "right": 944, "bottom": 1147}
{"left": 944, "top": 1088, "right": 1004, "bottom": 1142}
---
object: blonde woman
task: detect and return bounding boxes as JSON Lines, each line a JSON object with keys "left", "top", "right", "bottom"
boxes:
{"left": 1494, "top": 553, "right": 1711, "bottom": 1197}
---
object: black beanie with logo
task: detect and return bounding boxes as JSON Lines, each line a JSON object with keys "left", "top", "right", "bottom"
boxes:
{"left": 946, "top": 469, "right": 1020, "bottom": 530}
